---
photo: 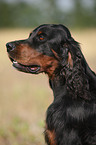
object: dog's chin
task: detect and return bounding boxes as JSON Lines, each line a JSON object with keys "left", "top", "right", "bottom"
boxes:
{"left": 9, "top": 57, "right": 41, "bottom": 74}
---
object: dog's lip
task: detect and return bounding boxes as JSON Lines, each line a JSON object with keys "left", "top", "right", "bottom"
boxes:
{"left": 13, "top": 61, "right": 40, "bottom": 73}
{"left": 9, "top": 57, "right": 41, "bottom": 74}
{"left": 13, "top": 60, "right": 41, "bottom": 73}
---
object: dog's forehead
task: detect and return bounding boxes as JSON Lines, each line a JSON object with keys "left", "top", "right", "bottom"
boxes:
{"left": 33, "top": 24, "right": 71, "bottom": 38}
{"left": 30, "top": 24, "right": 71, "bottom": 40}
{"left": 33, "top": 24, "right": 54, "bottom": 33}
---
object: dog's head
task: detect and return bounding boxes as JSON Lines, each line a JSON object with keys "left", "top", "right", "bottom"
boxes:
{"left": 6, "top": 24, "right": 80, "bottom": 78}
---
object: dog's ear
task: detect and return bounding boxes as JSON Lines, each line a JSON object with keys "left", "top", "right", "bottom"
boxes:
{"left": 60, "top": 43, "right": 73, "bottom": 68}
{"left": 51, "top": 44, "right": 73, "bottom": 68}
{"left": 68, "top": 51, "right": 73, "bottom": 68}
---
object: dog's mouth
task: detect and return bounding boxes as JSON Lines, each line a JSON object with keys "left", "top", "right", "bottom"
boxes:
{"left": 10, "top": 57, "right": 41, "bottom": 74}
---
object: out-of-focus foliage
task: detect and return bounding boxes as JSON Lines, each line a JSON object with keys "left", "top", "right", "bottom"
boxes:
{"left": 0, "top": 0, "right": 96, "bottom": 28}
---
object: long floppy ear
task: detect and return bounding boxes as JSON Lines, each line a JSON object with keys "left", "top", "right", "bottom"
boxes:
{"left": 60, "top": 43, "right": 73, "bottom": 68}
{"left": 50, "top": 44, "right": 73, "bottom": 69}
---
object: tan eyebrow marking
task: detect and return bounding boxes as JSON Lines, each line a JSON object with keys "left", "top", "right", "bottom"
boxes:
{"left": 38, "top": 31, "right": 42, "bottom": 35}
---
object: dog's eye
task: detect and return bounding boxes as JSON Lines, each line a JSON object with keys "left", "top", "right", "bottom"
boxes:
{"left": 39, "top": 34, "right": 45, "bottom": 41}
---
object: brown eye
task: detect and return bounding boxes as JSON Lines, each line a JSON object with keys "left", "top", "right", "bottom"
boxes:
{"left": 39, "top": 35, "right": 45, "bottom": 40}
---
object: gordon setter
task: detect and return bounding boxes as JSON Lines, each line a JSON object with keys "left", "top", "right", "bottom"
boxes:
{"left": 6, "top": 24, "right": 96, "bottom": 145}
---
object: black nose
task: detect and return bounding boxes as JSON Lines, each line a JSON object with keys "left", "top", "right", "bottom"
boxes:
{"left": 6, "top": 42, "right": 16, "bottom": 53}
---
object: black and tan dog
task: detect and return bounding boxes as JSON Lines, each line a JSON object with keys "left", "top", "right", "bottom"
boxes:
{"left": 6, "top": 24, "right": 96, "bottom": 145}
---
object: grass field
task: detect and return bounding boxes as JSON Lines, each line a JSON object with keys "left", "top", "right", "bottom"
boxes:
{"left": 0, "top": 28, "right": 96, "bottom": 145}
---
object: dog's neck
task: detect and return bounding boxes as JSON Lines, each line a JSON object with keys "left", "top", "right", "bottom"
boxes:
{"left": 49, "top": 76, "right": 67, "bottom": 99}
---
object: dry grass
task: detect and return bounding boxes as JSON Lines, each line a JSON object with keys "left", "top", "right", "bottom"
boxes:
{"left": 0, "top": 28, "right": 96, "bottom": 145}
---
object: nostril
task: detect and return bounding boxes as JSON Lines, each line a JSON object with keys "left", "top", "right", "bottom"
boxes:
{"left": 6, "top": 43, "right": 15, "bottom": 53}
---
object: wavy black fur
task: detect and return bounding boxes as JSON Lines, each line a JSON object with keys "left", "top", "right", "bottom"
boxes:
{"left": 45, "top": 25, "right": 96, "bottom": 145}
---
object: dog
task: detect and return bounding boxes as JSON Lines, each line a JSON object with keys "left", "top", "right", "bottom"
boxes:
{"left": 6, "top": 24, "right": 96, "bottom": 145}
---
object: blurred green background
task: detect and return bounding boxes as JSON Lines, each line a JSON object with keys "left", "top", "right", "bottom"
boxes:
{"left": 0, "top": 0, "right": 96, "bottom": 145}
{"left": 0, "top": 0, "right": 96, "bottom": 28}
